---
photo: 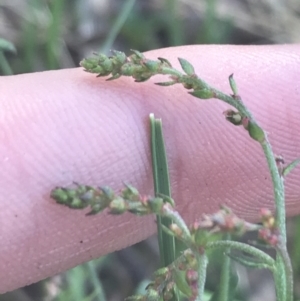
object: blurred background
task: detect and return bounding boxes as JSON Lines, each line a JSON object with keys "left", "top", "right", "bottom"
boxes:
{"left": 1, "top": 0, "right": 300, "bottom": 75}
{"left": 1, "top": 0, "right": 300, "bottom": 300}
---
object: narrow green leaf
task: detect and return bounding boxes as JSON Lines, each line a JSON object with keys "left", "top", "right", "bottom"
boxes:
{"left": 158, "top": 57, "right": 172, "bottom": 67}
{"left": 106, "top": 74, "right": 121, "bottom": 80}
{"left": 0, "top": 51, "right": 13, "bottom": 75}
{"left": 173, "top": 268, "right": 192, "bottom": 297}
{"left": 178, "top": 57, "right": 195, "bottom": 75}
{"left": 150, "top": 114, "right": 180, "bottom": 301}
{"left": 228, "top": 74, "right": 238, "bottom": 95}
{"left": 130, "top": 49, "right": 144, "bottom": 59}
{"left": 282, "top": 158, "right": 300, "bottom": 177}
{"left": 0, "top": 38, "right": 15, "bottom": 75}
{"left": 99, "top": 0, "right": 136, "bottom": 53}
{"left": 150, "top": 113, "right": 175, "bottom": 267}
{"left": 227, "top": 252, "right": 274, "bottom": 271}
{"left": 209, "top": 256, "right": 238, "bottom": 301}
{"left": 161, "top": 224, "right": 176, "bottom": 238}
{"left": 134, "top": 76, "right": 151, "bottom": 82}
{"left": 207, "top": 241, "right": 275, "bottom": 267}
{"left": 194, "top": 229, "right": 210, "bottom": 246}
{"left": 86, "top": 261, "right": 107, "bottom": 301}
{"left": 0, "top": 38, "right": 17, "bottom": 54}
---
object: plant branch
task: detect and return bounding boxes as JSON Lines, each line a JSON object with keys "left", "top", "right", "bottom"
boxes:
{"left": 51, "top": 49, "right": 299, "bottom": 301}
{"left": 206, "top": 241, "right": 275, "bottom": 271}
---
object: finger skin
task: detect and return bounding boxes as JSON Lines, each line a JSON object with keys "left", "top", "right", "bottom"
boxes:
{"left": 0, "top": 45, "right": 300, "bottom": 292}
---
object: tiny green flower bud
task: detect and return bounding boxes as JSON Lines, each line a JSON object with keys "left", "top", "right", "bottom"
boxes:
{"left": 91, "top": 65, "right": 105, "bottom": 75}
{"left": 96, "top": 69, "right": 112, "bottom": 77}
{"left": 194, "top": 229, "right": 210, "bottom": 246}
{"left": 87, "top": 203, "right": 107, "bottom": 215}
{"left": 100, "top": 58, "right": 113, "bottom": 72}
{"left": 133, "top": 73, "right": 152, "bottom": 82}
{"left": 106, "top": 73, "right": 121, "bottom": 80}
{"left": 189, "top": 89, "right": 215, "bottom": 99}
{"left": 170, "top": 223, "right": 183, "bottom": 238}
{"left": 247, "top": 120, "right": 265, "bottom": 142}
{"left": 128, "top": 204, "right": 151, "bottom": 215}
{"left": 182, "top": 82, "right": 194, "bottom": 90}
{"left": 109, "top": 196, "right": 127, "bottom": 214}
{"left": 143, "top": 59, "right": 161, "bottom": 72}
{"left": 153, "top": 267, "right": 169, "bottom": 279}
{"left": 80, "top": 57, "right": 107, "bottom": 75}
{"left": 69, "top": 197, "right": 86, "bottom": 209}
{"left": 223, "top": 109, "right": 243, "bottom": 126}
{"left": 183, "top": 249, "right": 197, "bottom": 269}
{"left": 100, "top": 186, "right": 115, "bottom": 200}
{"left": 146, "top": 288, "right": 160, "bottom": 301}
{"left": 178, "top": 57, "right": 195, "bottom": 75}
{"left": 79, "top": 190, "right": 94, "bottom": 203}
{"left": 51, "top": 187, "right": 69, "bottom": 204}
{"left": 96, "top": 53, "right": 109, "bottom": 61}
{"left": 80, "top": 57, "right": 97, "bottom": 70}
{"left": 122, "top": 184, "right": 140, "bottom": 201}
{"left": 129, "top": 50, "right": 145, "bottom": 64}
{"left": 153, "top": 267, "right": 170, "bottom": 282}
{"left": 147, "top": 197, "right": 164, "bottom": 213}
{"left": 111, "top": 50, "right": 127, "bottom": 64}
{"left": 120, "top": 63, "right": 135, "bottom": 76}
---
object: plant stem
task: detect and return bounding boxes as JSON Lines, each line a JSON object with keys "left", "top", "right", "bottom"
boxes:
{"left": 151, "top": 57, "right": 288, "bottom": 245}
{"left": 211, "top": 89, "right": 254, "bottom": 118}
{"left": 80, "top": 51, "right": 295, "bottom": 300}
{"left": 260, "top": 140, "right": 286, "bottom": 241}
{"left": 212, "top": 79, "right": 292, "bottom": 300}
{"left": 206, "top": 241, "right": 275, "bottom": 270}
{"left": 217, "top": 234, "right": 231, "bottom": 301}
{"left": 276, "top": 245, "right": 294, "bottom": 301}
{"left": 46, "top": 0, "right": 65, "bottom": 69}
{"left": 100, "top": 0, "right": 136, "bottom": 54}
{"left": 164, "top": 0, "right": 183, "bottom": 46}
{"left": 87, "top": 261, "right": 107, "bottom": 301}
{"left": 162, "top": 204, "right": 191, "bottom": 241}
{"left": 195, "top": 253, "right": 208, "bottom": 301}
{"left": 0, "top": 51, "right": 13, "bottom": 75}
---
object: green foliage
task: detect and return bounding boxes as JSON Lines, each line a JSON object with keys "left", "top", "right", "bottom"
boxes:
{"left": 1, "top": 0, "right": 234, "bottom": 75}
{"left": 53, "top": 258, "right": 107, "bottom": 301}
{"left": 282, "top": 159, "right": 300, "bottom": 177}
{"left": 0, "top": 38, "right": 17, "bottom": 54}
{"left": 0, "top": 38, "right": 16, "bottom": 75}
